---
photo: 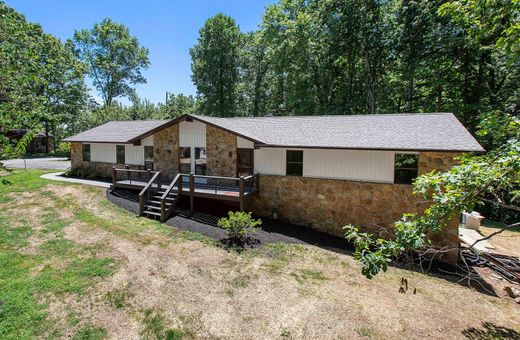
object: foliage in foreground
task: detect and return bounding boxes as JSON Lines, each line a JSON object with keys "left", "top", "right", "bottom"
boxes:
{"left": 218, "top": 211, "right": 262, "bottom": 244}
{"left": 345, "top": 138, "right": 520, "bottom": 279}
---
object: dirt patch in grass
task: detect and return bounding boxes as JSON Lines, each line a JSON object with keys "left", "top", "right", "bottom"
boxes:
{"left": 1, "top": 170, "right": 520, "bottom": 339}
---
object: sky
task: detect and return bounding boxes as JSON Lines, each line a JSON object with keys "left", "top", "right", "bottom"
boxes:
{"left": 6, "top": 0, "right": 275, "bottom": 104}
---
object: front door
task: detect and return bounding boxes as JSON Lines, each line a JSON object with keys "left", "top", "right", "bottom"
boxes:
{"left": 237, "top": 149, "right": 254, "bottom": 177}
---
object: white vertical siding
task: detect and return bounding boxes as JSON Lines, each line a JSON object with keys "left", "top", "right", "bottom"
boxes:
{"left": 237, "top": 137, "right": 254, "bottom": 149}
{"left": 253, "top": 147, "right": 399, "bottom": 183}
{"left": 303, "top": 149, "right": 395, "bottom": 183}
{"left": 254, "top": 148, "right": 286, "bottom": 175}
{"left": 125, "top": 145, "right": 144, "bottom": 165}
{"left": 179, "top": 121, "right": 206, "bottom": 147}
{"left": 90, "top": 144, "right": 116, "bottom": 163}
{"left": 89, "top": 142, "right": 151, "bottom": 166}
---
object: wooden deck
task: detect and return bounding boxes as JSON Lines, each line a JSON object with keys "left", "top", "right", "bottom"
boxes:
{"left": 112, "top": 168, "right": 259, "bottom": 221}
{"left": 112, "top": 179, "right": 257, "bottom": 201}
{"left": 112, "top": 169, "right": 258, "bottom": 216}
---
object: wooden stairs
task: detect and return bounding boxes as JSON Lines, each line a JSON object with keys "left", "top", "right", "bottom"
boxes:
{"left": 139, "top": 172, "right": 182, "bottom": 222}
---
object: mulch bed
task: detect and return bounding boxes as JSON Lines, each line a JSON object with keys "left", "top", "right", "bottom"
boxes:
{"left": 106, "top": 189, "right": 352, "bottom": 252}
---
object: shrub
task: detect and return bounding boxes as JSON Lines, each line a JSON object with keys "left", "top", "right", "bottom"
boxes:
{"left": 55, "top": 142, "right": 71, "bottom": 158}
{"left": 217, "top": 211, "right": 261, "bottom": 245}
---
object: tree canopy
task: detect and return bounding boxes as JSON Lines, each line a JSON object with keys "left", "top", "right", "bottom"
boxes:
{"left": 72, "top": 18, "right": 150, "bottom": 107}
{"left": 0, "top": 1, "right": 87, "bottom": 159}
{"left": 190, "top": 13, "right": 243, "bottom": 117}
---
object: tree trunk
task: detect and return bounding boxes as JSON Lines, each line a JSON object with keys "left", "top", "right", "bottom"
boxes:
{"left": 406, "top": 75, "right": 414, "bottom": 112}
{"left": 44, "top": 120, "right": 49, "bottom": 154}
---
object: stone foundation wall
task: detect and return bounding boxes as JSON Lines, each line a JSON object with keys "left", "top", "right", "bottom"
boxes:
{"left": 247, "top": 151, "right": 462, "bottom": 262}
{"left": 206, "top": 125, "right": 237, "bottom": 177}
{"left": 153, "top": 124, "right": 179, "bottom": 180}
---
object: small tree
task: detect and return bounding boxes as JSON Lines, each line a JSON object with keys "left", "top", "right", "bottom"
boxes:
{"left": 218, "top": 211, "right": 262, "bottom": 245}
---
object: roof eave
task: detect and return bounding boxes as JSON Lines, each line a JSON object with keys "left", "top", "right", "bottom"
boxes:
{"left": 255, "top": 144, "right": 486, "bottom": 153}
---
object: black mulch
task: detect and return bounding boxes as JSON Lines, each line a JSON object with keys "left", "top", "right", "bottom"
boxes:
{"left": 106, "top": 189, "right": 353, "bottom": 253}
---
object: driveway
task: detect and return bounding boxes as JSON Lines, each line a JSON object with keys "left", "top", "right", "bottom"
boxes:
{"left": 1, "top": 157, "right": 71, "bottom": 170}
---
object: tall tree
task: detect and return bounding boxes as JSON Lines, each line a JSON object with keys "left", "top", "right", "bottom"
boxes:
{"left": 72, "top": 18, "right": 150, "bottom": 106}
{"left": 0, "top": 2, "right": 87, "bottom": 160}
{"left": 190, "top": 14, "right": 242, "bottom": 117}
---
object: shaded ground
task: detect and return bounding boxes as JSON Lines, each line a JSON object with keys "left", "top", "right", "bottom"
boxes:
{"left": 2, "top": 157, "right": 70, "bottom": 170}
{"left": 1, "top": 170, "right": 520, "bottom": 339}
{"left": 107, "top": 189, "right": 351, "bottom": 251}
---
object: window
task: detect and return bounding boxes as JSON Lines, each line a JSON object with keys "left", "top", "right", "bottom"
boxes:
{"left": 394, "top": 153, "right": 419, "bottom": 184}
{"left": 116, "top": 145, "right": 125, "bottom": 164}
{"left": 82, "top": 144, "right": 90, "bottom": 162}
{"left": 179, "top": 147, "right": 191, "bottom": 174}
{"left": 194, "top": 147, "right": 207, "bottom": 175}
{"left": 144, "top": 146, "right": 154, "bottom": 161}
{"left": 286, "top": 150, "right": 303, "bottom": 176}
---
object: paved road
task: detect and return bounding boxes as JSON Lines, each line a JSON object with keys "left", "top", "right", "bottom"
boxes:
{"left": 1, "top": 157, "right": 71, "bottom": 170}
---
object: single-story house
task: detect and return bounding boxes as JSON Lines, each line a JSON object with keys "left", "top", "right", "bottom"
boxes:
{"left": 64, "top": 112, "right": 484, "bottom": 260}
{"left": 6, "top": 129, "right": 54, "bottom": 154}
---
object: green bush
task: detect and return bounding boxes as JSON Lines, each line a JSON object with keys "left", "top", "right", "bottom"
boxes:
{"left": 217, "top": 211, "right": 261, "bottom": 244}
{"left": 56, "top": 142, "right": 71, "bottom": 158}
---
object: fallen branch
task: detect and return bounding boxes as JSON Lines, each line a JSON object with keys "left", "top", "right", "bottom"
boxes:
{"left": 468, "top": 221, "right": 520, "bottom": 250}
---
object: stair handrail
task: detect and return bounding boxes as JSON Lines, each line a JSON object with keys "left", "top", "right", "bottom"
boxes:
{"left": 138, "top": 171, "right": 162, "bottom": 216}
{"left": 160, "top": 173, "right": 182, "bottom": 221}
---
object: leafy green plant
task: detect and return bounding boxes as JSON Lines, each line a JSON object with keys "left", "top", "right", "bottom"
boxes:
{"left": 217, "top": 211, "right": 262, "bottom": 245}
{"left": 56, "top": 142, "right": 71, "bottom": 158}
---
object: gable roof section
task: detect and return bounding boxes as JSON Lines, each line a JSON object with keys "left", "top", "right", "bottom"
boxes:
{"left": 190, "top": 113, "right": 484, "bottom": 152}
{"left": 63, "top": 113, "right": 484, "bottom": 152}
{"left": 63, "top": 120, "right": 170, "bottom": 143}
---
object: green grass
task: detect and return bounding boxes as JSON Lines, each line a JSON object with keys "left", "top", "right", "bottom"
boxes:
{"left": 35, "top": 258, "right": 116, "bottom": 294}
{"left": 40, "top": 207, "right": 71, "bottom": 235}
{"left": 39, "top": 238, "right": 75, "bottom": 256}
{"left": 72, "top": 324, "right": 108, "bottom": 340}
{"left": 0, "top": 251, "right": 49, "bottom": 339}
{"left": 291, "top": 269, "right": 327, "bottom": 285}
{"left": 355, "top": 327, "right": 374, "bottom": 337}
{"left": 0, "top": 220, "right": 32, "bottom": 249}
{"left": 105, "top": 287, "right": 133, "bottom": 309}
{"left": 140, "top": 308, "right": 183, "bottom": 340}
{"left": 0, "top": 169, "right": 55, "bottom": 195}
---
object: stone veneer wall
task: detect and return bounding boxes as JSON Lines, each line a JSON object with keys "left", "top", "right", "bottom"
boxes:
{"left": 247, "top": 151, "right": 462, "bottom": 262}
{"left": 153, "top": 124, "right": 179, "bottom": 180}
{"left": 206, "top": 125, "right": 237, "bottom": 177}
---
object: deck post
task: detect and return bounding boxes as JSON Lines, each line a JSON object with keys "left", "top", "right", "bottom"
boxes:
{"left": 139, "top": 194, "right": 144, "bottom": 217}
{"left": 189, "top": 173, "right": 194, "bottom": 213}
{"left": 239, "top": 176, "right": 245, "bottom": 212}
{"left": 112, "top": 167, "right": 117, "bottom": 190}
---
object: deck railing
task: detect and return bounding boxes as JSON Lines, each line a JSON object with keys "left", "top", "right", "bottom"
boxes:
{"left": 112, "top": 167, "right": 259, "bottom": 215}
{"left": 160, "top": 173, "right": 182, "bottom": 221}
{"left": 138, "top": 171, "right": 162, "bottom": 216}
{"left": 182, "top": 173, "right": 259, "bottom": 211}
{"left": 112, "top": 167, "right": 159, "bottom": 189}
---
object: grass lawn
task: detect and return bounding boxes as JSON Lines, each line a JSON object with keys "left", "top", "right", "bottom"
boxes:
{"left": 0, "top": 170, "right": 519, "bottom": 339}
